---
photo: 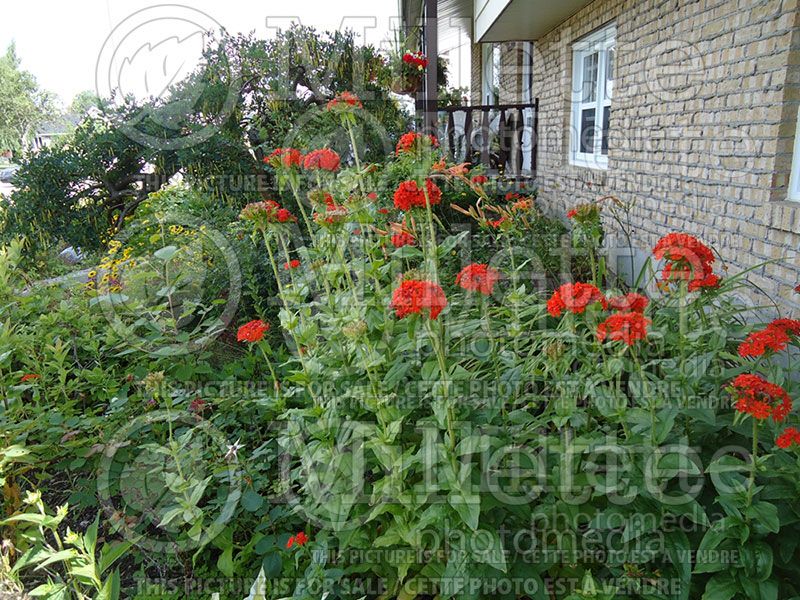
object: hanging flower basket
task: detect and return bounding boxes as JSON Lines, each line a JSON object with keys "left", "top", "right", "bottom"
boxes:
{"left": 391, "top": 73, "right": 422, "bottom": 95}
{"left": 386, "top": 51, "right": 428, "bottom": 95}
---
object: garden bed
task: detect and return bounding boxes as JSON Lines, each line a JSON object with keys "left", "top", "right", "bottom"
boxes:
{"left": 1, "top": 94, "right": 799, "bottom": 600}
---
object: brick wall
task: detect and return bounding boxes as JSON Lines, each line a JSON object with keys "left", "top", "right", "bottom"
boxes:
{"left": 528, "top": 0, "right": 800, "bottom": 315}
{"left": 471, "top": 43, "right": 482, "bottom": 105}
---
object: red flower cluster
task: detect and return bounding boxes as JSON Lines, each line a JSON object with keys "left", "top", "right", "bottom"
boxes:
{"left": 772, "top": 318, "right": 800, "bottom": 335}
{"left": 738, "top": 318, "right": 800, "bottom": 358}
{"left": 393, "top": 179, "right": 442, "bottom": 211}
{"left": 653, "top": 233, "right": 720, "bottom": 291}
{"left": 729, "top": 373, "right": 792, "bottom": 422}
{"left": 303, "top": 148, "right": 340, "bottom": 172}
{"left": 511, "top": 198, "right": 533, "bottom": 212}
{"left": 547, "top": 283, "right": 607, "bottom": 317}
{"left": 286, "top": 531, "right": 308, "bottom": 548}
{"left": 396, "top": 132, "right": 439, "bottom": 154}
{"left": 390, "top": 279, "right": 447, "bottom": 320}
{"left": 20, "top": 373, "right": 40, "bottom": 382}
{"left": 237, "top": 319, "right": 269, "bottom": 343}
{"left": 402, "top": 51, "right": 428, "bottom": 69}
{"left": 326, "top": 91, "right": 362, "bottom": 110}
{"left": 188, "top": 397, "right": 207, "bottom": 413}
{"left": 608, "top": 293, "right": 649, "bottom": 313}
{"left": 313, "top": 203, "right": 348, "bottom": 226}
{"left": 471, "top": 175, "right": 488, "bottom": 185}
{"left": 391, "top": 232, "right": 416, "bottom": 248}
{"left": 265, "top": 147, "right": 302, "bottom": 168}
{"left": 456, "top": 263, "right": 502, "bottom": 296}
{"left": 240, "top": 201, "right": 296, "bottom": 227}
{"left": 284, "top": 259, "right": 301, "bottom": 270}
{"left": 777, "top": 427, "right": 800, "bottom": 449}
{"left": 597, "top": 312, "right": 651, "bottom": 346}
{"left": 567, "top": 203, "right": 601, "bottom": 223}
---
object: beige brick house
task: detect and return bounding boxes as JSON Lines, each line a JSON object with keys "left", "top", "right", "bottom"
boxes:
{"left": 402, "top": 0, "right": 800, "bottom": 314}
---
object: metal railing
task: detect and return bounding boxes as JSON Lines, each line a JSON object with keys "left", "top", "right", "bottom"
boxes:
{"left": 437, "top": 100, "right": 539, "bottom": 179}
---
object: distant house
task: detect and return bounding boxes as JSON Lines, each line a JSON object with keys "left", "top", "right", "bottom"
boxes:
{"left": 31, "top": 114, "right": 81, "bottom": 151}
{"left": 402, "top": 0, "right": 800, "bottom": 313}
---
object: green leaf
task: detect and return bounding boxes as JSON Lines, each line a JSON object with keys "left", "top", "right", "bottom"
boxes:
{"left": 669, "top": 498, "right": 710, "bottom": 527}
{"left": 99, "top": 541, "right": 133, "bottom": 575}
{"left": 32, "top": 549, "right": 79, "bottom": 571}
{"left": 664, "top": 530, "right": 691, "bottom": 592}
{"left": 96, "top": 570, "right": 121, "bottom": 600}
{"left": 154, "top": 245, "right": 178, "bottom": 261}
{"left": 254, "top": 535, "right": 276, "bottom": 555}
{"left": 740, "top": 541, "right": 773, "bottom": 582}
{"left": 83, "top": 514, "right": 99, "bottom": 558}
{"left": 28, "top": 582, "right": 68, "bottom": 598}
{"left": 470, "top": 530, "right": 507, "bottom": 573}
{"left": 757, "top": 579, "right": 779, "bottom": 600}
{"left": 261, "top": 551, "right": 282, "bottom": 578}
{"left": 242, "top": 489, "right": 265, "bottom": 512}
{"left": 217, "top": 545, "right": 234, "bottom": 578}
{"left": 746, "top": 502, "right": 780, "bottom": 533}
{"left": 701, "top": 573, "right": 737, "bottom": 600}
{"left": 448, "top": 491, "right": 480, "bottom": 531}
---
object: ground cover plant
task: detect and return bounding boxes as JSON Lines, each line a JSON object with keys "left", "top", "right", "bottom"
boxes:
{"left": 1, "top": 90, "right": 799, "bottom": 600}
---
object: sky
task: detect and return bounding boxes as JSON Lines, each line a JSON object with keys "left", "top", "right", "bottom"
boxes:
{"left": 0, "top": 0, "right": 402, "bottom": 106}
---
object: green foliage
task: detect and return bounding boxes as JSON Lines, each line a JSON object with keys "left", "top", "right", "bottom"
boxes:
{"left": 2, "top": 102, "right": 181, "bottom": 256}
{"left": 2, "top": 26, "right": 409, "bottom": 261}
{"left": 0, "top": 43, "right": 57, "bottom": 152}
{"left": 1, "top": 99, "right": 799, "bottom": 600}
{"left": 68, "top": 91, "right": 102, "bottom": 116}
{"left": 2, "top": 493, "right": 129, "bottom": 600}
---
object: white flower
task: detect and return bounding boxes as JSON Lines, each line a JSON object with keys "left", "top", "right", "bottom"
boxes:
{"left": 224, "top": 439, "right": 244, "bottom": 462}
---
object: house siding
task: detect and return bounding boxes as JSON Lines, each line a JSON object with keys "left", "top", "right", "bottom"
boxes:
{"left": 526, "top": 0, "right": 800, "bottom": 314}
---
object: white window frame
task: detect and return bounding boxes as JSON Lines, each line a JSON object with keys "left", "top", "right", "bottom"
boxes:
{"left": 789, "top": 105, "right": 800, "bottom": 201}
{"left": 570, "top": 23, "right": 616, "bottom": 169}
{"left": 521, "top": 41, "right": 534, "bottom": 104}
{"left": 482, "top": 43, "right": 501, "bottom": 105}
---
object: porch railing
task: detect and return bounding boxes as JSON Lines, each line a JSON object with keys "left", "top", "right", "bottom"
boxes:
{"left": 437, "top": 100, "right": 539, "bottom": 179}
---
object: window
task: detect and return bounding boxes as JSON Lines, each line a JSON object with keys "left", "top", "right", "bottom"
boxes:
{"left": 521, "top": 41, "right": 534, "bottom": 104}
{"left": 570, "top": 24, "right": 616, "bottom": 169}
{"left": 482, "top": 44, "right": 501, "bottom": 105}
{"left": 789, "top": 106, "right": 800, "bottom": 201}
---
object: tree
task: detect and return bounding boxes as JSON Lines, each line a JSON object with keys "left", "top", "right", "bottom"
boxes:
{"left": 0, "top": 43, "right": 56, "bottom": 152}
{"left": 1, "top": 27, "right": 410, "bottom": 255}
{"left": 68, "top": 90, "right": 102, "bottom": 115}
{"left": 3, "top": 100, "right": 182, "bottom": 252}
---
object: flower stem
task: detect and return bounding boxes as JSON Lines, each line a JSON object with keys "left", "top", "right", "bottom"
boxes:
{"left": 426, "top": 319, "right": 455, "bottom": 452}
{"left": 262, "top": 230, "right": 318, "bottom": 406}
{"left": 747, "top": 419, "right": 759, "bottom": 509}
{"left": 289, "top": 179, "right": 315, "bottom": 240}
